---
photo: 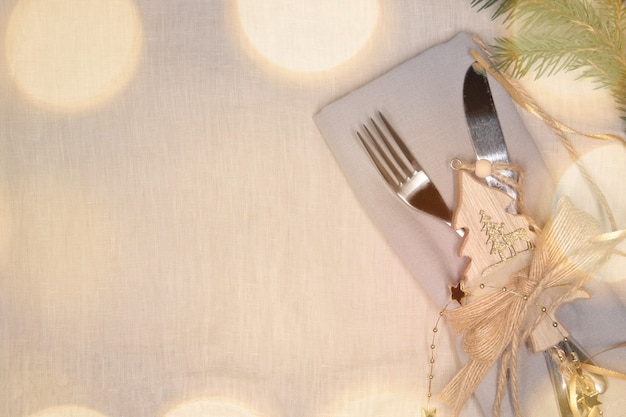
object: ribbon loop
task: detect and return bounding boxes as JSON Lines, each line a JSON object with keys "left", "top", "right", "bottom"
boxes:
{"left": 439, "top": 197, "right": 626, "bottom": 417}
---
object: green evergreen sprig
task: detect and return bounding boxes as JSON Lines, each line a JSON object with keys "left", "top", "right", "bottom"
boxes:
{"left": 471, "top": 0, "right": 626, "bottom": 126}
{"left": 471, "top": 0, "right": 517, "bottom": 19}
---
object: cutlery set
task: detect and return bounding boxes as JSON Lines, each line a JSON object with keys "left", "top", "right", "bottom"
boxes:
{"left": 355, "top": 62, "right": 604, "bottom": 417}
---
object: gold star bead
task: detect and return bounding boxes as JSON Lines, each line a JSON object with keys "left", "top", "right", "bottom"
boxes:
{"left": 422, "top": 408, "right": 437, "bottom": 417}
{"left": 449, "top": 281, "right": 467, "bottom": 305}
{"left": 583, "top": 392, "right": 602, "bottom": 408}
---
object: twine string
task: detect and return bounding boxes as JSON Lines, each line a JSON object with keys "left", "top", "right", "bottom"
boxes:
{"left": 438, "top": 36, "right": 626, "bottom": 415}
{"left": 470, "top": 35, "right": 624, "bottom": 232}
{"left": 438, "top": 177, "right": 626, "bottom": 416}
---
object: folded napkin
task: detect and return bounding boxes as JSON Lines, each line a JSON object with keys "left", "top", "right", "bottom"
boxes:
{"left": 314, "top": 32, "right": 552, "bottom": 306}
{"left": 314, "top": 32, "right": 626, "bottom": 417}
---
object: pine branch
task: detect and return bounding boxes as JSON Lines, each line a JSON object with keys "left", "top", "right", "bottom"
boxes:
{"left": 470, "top": 0, "right": 517, "bottom": 19}
{"left": 472, "top": 0, "right": 626, "bottom": 129}
{"left": 493, "top": 36, "right": 597, "bottom": 78}
{"left": 508, "top": 0, "right": 616, "bottom": 33}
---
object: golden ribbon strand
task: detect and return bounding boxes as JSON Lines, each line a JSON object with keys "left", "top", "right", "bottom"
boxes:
{"left": 581, "top": 363, "right": 626, "bottom": 381}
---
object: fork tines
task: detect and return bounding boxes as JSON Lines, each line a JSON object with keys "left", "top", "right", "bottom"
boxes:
{"left": 356, "top": 112, "right": 419, "bottom": 189}
{"left": 356, "top": 111, "right": 452, "bottom": 224}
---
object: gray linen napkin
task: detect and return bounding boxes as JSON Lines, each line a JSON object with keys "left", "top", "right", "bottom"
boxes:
{"left": 314, "top": 32, "right": 626, "bottom": 416}
{"left": 314, "top": 32, "right": 553, "bottom": 306}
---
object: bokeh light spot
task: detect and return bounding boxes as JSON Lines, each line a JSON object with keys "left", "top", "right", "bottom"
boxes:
{"left": 27, "top": 405, "right": 109, "bottom": 417}
{"left": 236, "top": 0, "right": 378, "bottom": 72}
{"left": 324, "top": 389, "right": 432, "bottom": 417}
{"left": 163, "top": 398, "right": 259, "bottom": 417}
{"left": 5, "top": 0, "right": 143, "bottom": 112}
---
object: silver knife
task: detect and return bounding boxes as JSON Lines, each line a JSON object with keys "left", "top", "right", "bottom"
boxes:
{"left": 463, "top": 62, "right": 518, "bottom": 204}
{"left": 462, "top": 62, "right": 606, "bottom": 417}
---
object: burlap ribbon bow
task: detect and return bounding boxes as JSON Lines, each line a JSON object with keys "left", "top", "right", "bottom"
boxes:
{"left": 439, "top": 197, "right": 626, "bottom": 417}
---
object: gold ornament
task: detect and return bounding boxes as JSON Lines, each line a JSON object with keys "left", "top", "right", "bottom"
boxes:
{"left": 422, "top": 408, "right": 437, "bottom": 417}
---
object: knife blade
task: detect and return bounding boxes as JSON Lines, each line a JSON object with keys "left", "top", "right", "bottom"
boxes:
{"left": 463, "top": 63, "right": 517, "bottom": 204}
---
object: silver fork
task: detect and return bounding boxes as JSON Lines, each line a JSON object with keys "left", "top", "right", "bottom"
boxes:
{"left": 356, "top": 112, "right": 452, "bottom": 225}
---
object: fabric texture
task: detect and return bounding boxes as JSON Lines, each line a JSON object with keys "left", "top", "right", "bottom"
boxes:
{"left": 1, "top": 2, "right": 624, "bottom": 417}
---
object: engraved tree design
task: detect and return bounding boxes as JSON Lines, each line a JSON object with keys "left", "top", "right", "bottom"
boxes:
{"left": 453, "top": 171, "right": 537, "bottom": 285}
{"left": 480, "top": 209, "right": 534, "bottom": 262}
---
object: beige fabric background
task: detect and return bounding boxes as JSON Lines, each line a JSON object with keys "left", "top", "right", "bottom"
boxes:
{"left": 0, "top": 2, "right": 623, "bottom": 417}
